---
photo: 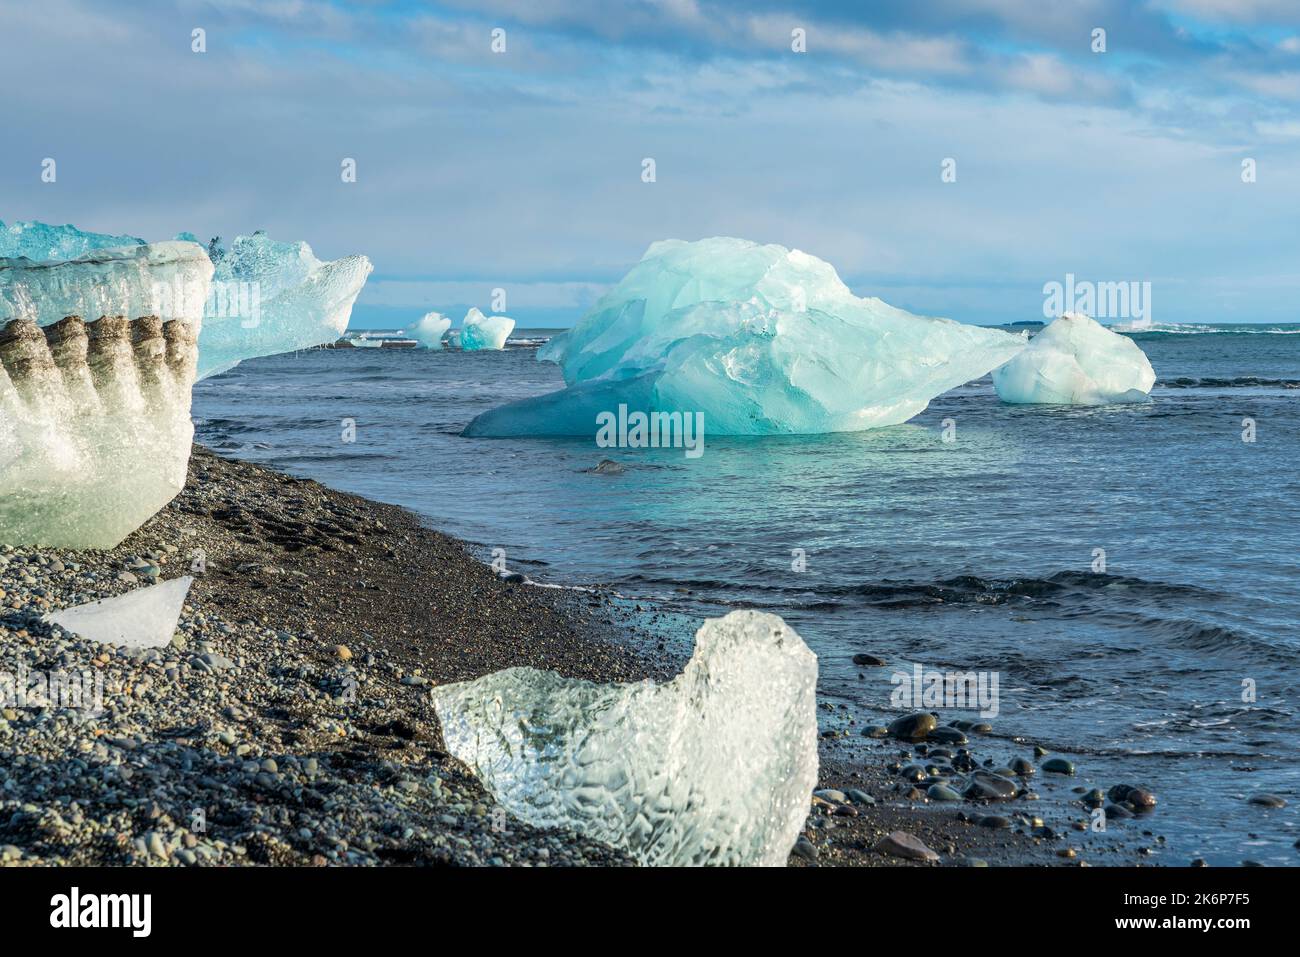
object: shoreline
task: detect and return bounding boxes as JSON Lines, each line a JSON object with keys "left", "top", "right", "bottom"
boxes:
{"left": 0, "top": 445, "right": 1150, "bottom": 866}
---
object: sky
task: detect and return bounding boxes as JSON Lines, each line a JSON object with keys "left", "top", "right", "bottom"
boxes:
{"left": 1, "top": 0, "right": 1298, "bottom": 327}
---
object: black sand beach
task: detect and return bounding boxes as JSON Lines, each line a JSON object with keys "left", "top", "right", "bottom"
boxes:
{"left": 0, "top": 446, "right": 1153, "bottom": 866}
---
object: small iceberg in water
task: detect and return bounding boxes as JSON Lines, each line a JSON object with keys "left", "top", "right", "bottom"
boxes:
{"left": 411, "top": 311, "right": 451, "bottom": 349}
{"left": 993, "top": 313, "right": 1156, "bottom": 405}
{"left": 459, "top": 307, "right": 514, "bottom": 351}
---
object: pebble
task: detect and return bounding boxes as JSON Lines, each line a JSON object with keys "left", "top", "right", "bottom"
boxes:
{"left": 851, "top": 653, "right": 886, "bottom": 667}
{"left": 888, "top": 712, "right": 937, "bottom": 742}
{"left": 927, "top": 783, "right": 962, "bottom": 802}
{"left": 873, "top": 830, "right": 939, "bottom": 862}
{"left": 1248, "top": 794, "right": 1286, "bottom": 808}
{"left": 332, "top": 644, "right": 353, "bottom": 661}
{"left": 1041, "top": 758, "right": 1075, "bottom": 775}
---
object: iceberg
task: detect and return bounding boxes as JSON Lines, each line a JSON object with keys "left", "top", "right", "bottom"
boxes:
{"left": 199, "top": 232, "right": 372, "bottom": 378}
{"left": 465, "top": 238, "right": 1027, "bottom": 436}
{"left": 459, "top": 308, "right": 514, "bottom": 351}
{"left": 0, "top": 313, "right": 198, "bottom": 548}
{"left": 0, "top": 221, "right": 371, "bottom": 379}
{"left": 47, "top": 576, "right": 193, "bottom": 649}
{"left": 411, "top": 311, "right": 451, "bottom": 349}
{"left": 993, "top": 313, "right": 1155, "bottom": 404}
{"left": 431, "top": 609, "right": 819, "bottom": 867}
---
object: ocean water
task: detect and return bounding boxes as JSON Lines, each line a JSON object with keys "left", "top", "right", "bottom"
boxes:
{"left": 193, "top": 326, "right": 1300, "bottom": 865}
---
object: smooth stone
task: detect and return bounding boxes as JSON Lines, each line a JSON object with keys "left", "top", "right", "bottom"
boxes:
{"left": 979, "top": 815, "right": 1012, "bottom": 829}
{"left": 1041, "top": 758, "right": 1075, "bottom": 775}
{"left": 1010, "top": 757, "right": 1036, "bottom": 776}
{"left": 1249, "top": 794, "right": 1286, "bottom": 808}
{"left": 888, "top": 712, "right": 937, "bottom": 741}
{"left": 927, "top": 727, "right": 968, "bottom": 745}
{"left": 1104, "top": 803, "right": 1132, "bottom": 819}
{"left": 928, "top": 784, "right": 962, "bottom": 802}
{"left": 813, "top": 788, "right": 848, "bottom": 803}
{"left": 844, "top": 789, "right": 876, "bottom": 807}
{"left": 851, "top": 652, "right": 886, "bottom": 667}
{"left": 861, "top": 725, "right": 889, "bottom": 738}
{"left": 791, "top": 837, "right": 818, "bottom": 863}
{"left": 873, "top": 831, "right": 939, "bottom": 862}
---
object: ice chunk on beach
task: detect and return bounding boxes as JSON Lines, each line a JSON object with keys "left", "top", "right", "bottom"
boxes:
{"left": 459, "top": 308, "right": 514, "bottom": 351}
{"left": 431, "top": 609, "right": 819, "bottom": 866}
{"left": 0, "top": 313, "right": 199, "bottom": 548}
{"left": 199, "top": 233, "right": 372, "bottom": 378}
{"left": 411, "top": 311, "right": 451, "bottom": 349}
{"left": 0, "top": 241, "right": 213, "bottom": 328}
{"left": 0, "top": 221, "right": 371, "bottom": 379}
{"left": 466, "top": 237, "right": 1027, "bottom": 436}
{"left": 992, "top": 313, "right": 1155, "bottom": 405}
{"left": 47, "top": 576, "right": 193, "bottom": 649}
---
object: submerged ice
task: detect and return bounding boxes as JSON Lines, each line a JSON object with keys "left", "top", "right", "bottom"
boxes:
{"left": 459, "top": 308, "right": 514, "bottom": 351}
{"left": 993, "top": 313, "right": 1155, "bottom": 405}
{"left": 431, "top": 609, "right": 819, "bottom": 866}
{"left": 466, "top": 238, "right": 1027, "bottom": 436}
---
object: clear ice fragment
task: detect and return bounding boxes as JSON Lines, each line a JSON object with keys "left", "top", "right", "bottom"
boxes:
{"left": 431, "top": 609, "right": 819, "bottom": 866}
{"left": 46, "top": 576, "right": 193, "bottom": 649}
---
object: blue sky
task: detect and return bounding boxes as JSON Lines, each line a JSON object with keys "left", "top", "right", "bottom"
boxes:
{"left": 1, "top": 0, "right": 1298, "bottom": 326}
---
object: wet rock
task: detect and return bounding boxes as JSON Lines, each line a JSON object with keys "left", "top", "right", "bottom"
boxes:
{"left": 888, "top": 712, "right": 937, "bottom": 741}
{"left": 852, "top": 653, "right": 886, "bottom": 667}
{"left": 873, "top": 830, "right": 939, "bottom": 862}
{"left": 1248, "top": 794, "right": 1286, "bottom": 808}
{"left": 1041, "top": 758, "right": 1075, "bottom": 775}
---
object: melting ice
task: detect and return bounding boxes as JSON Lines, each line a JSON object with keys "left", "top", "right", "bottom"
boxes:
{"left": 411, "top": 311, "right": 451, "bottom": 349}
{"left": 431, "top": 609, "right": 819, "bottom": 866}
{"left": 459, "top": 308, "right": 515, "bottom": 351}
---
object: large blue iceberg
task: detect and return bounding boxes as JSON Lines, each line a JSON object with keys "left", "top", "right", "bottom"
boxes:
{"left": 466, "top": 237, "right": 1028, "bottom": 436}
{"left": 0, "top": 220, "right": 371, "bottom": 379}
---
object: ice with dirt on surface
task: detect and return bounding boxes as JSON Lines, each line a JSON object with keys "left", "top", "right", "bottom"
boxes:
{"left": 993, "top": 313, "right": 1156, "bottom": 405}
{"left": 431, "top": 609, "right": 819, "bottom": 867}
{"left": 411, "top": 311, "right": 451, "bottom": 349}
{"left": 459, "top": 308, "right": 514, "bottom": 351}
{"left": 46, "top": 577, "right": 194, "bottom": 649}
{"left": 0, "top": 311, "right": 199, "bottom": 549}
{"left": 466, "top": 237, "right": 1027, "bottom": 436}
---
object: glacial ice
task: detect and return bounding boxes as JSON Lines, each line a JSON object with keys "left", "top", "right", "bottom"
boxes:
{"left": 411, "top": 311, "right": 451, "bottom": 349}
{"left": 465, "top": 237, "right": 1028, "bottom": 436}
{"left": 0, "top": 313, "right": 199, "bottom": 548}
{"left": 459, "top": 308, "right": 515, "bottom": 351}
{"left": 0, "top": 241, "right": 213, "bottom": 329}
{"left": 992, "top": 313, "right": 1155, "bottom": 405}
{"left": 0, "top": 221, "right": 371, "bottom": 379}
{"left": 47, "top": 576, "right": 194, "bottom": 649}
{"left": 199, "top": 232, "right": 372, "bottom": 378}
{"left": 431, "top": 609, "right": 819, "bottom": 866}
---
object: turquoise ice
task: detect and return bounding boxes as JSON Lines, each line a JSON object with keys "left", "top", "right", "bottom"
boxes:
{"left": 467, "top": 237, "right": 1028, "bottom": 436}
{"left": 459, "top": 307, "right": 514, "bottom": 351}
{"left": 993, "top": 313, "right": 1155, "bottom": 404}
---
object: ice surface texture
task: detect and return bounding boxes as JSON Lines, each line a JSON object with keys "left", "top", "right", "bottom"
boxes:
{"left": 432, "top": 609, "right": 819, "bottom": 866}
{"left": 993, "top": 314, "right": 1155, "bottom": 404}
{"left": 411, "top": 311, "right": 451, "bottom": 349}
{"left": 200, "top": 233, "right": 372, "bottom": 378}
{"left": 0, "top": 242, "right": 213, "bottom": 329}
{"left": 459, "top": 308, "right": 515, "bottom": 351}
{"left": 0, "top": 314, "right": 198, "bottom": 548}
{"left": 467, "top": 238, "right": 1027, "bottom": 436}
{"left": 47, "top": 576, "right": 193, "bottom": 648}
{"left": 0, "top": 221, "right": 371, "bottom": 379}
